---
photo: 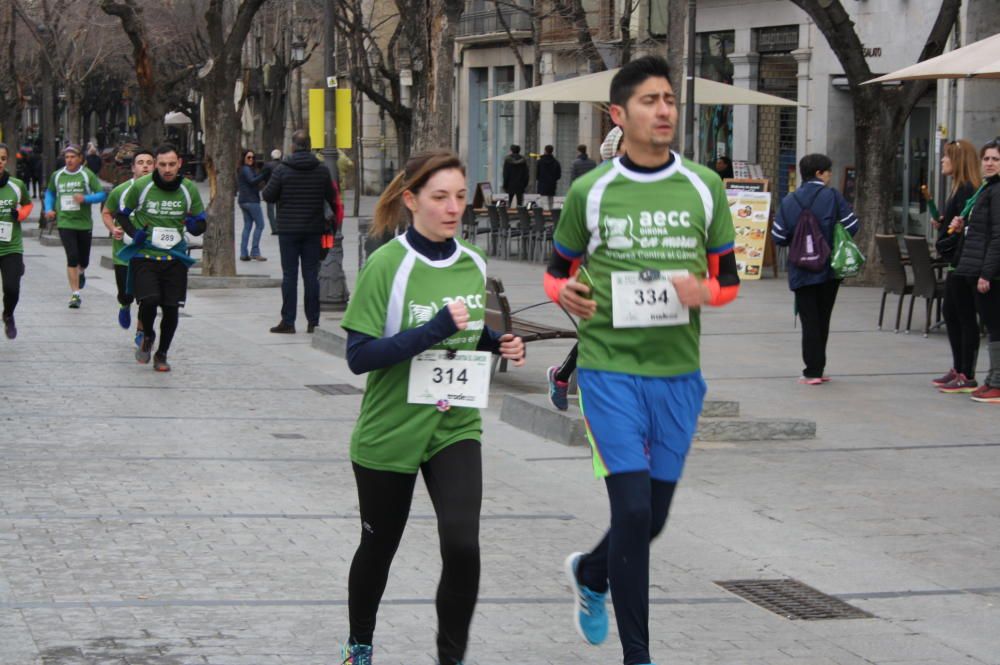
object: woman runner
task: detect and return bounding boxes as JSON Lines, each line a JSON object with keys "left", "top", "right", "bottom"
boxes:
{"left": 0, "top": 143, "right": 33, "bottom": 339}
{"left": 340, "top": 149, "right": 525, "bottom": 665}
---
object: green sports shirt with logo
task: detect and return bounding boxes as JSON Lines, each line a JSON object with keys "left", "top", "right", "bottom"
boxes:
{"left": 47, "top": 166, "right": 102, "bottom": 230}
{"left": 104, "top": 178, "right": 137, "bottom": 266}
{"left": 553, "top": 153, "right": 735, "bottom": 378}
{"left": 0, "top": 176, "right": 30, "bottom": 257}
{"left": 121, "top": 175, "right": 204, "bottom": 260}
{"left": 341, "top": 236, "right": 489, "bottom": 473}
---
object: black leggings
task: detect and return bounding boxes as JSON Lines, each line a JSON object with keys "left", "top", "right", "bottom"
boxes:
{"left": 943, "top": 273, "right": 980, "bottom": 377}
{"left": 794, "top": 279, "right": 840, "bottom": 378}
{"left": 57, "top": 228, "right": 92, "bottom": 268}
{"left": 577, "top": 472, "right": 677, "bottom": 665}
{"left": 138, "top": 302, "right": 179, "bottom": 354}
{"left": 114, "top": 264, "right": 134, "bottom": 307}
{"left": 975, "top": 278, "right": 1000, "bottom": 343}
{"left": 555, "top": 343, "right": 578, "bottom": 383}
{"left": 0, "top": 253, "right": 24, "bottom": 317}
{"left": 348, "top": 440, "right": 482, "bottom": 665}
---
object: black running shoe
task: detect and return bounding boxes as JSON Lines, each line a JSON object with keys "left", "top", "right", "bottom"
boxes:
{"left": 2, "top": 315, "right": 15, "bottom": 340}
{"left": 135, "top": 333, "right": 155, "bottom": 364}
{"left": 153, "top": 352, "right": 171, "bottom": 372}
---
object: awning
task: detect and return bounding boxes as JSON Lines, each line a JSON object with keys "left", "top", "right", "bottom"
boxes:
{"left": 164, "top": 111, "right": 192, "bottom": 125}
{"left": 485, "top": 69, "right": 799, "bottom": 106}
{"left": 865, "top": 32, "right": 1000, "bottom": 83}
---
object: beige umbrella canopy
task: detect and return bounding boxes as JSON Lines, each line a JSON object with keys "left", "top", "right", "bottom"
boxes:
{"left": 485, "top": 68, "right": 799, "bottom": 106}
{"left": 866, "top": 32, "right": 1000, "bottom": 83}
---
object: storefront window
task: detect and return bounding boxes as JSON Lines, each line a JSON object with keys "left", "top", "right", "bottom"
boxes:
{"left": 698, "top": 31, "right": 735, "bottom": 166}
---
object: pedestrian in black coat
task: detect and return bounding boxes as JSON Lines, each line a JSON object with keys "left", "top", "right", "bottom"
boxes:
{"left": 535, "top": 145, "right": 561, "bottom": 209}
{"left": 502, "top": 145, "right": 529, "bottom": 208}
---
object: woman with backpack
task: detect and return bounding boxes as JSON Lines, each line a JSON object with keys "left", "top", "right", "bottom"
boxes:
{"left": 771, "top": 153, "right": 860, "bottom": 384}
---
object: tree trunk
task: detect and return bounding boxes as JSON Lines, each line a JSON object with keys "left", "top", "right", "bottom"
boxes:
{"left": 0, "top": 1, "right": 18, "bottom": 150}
{"left": 665, "top": 0, "right": 686, "bottom": 93}
{"left": 201, "top": 90, "right": 239, "bottom": 276}
{"left": 137, "top": 96, "right": 166, "bottom": 148}
{"left": 409, "top": 0, "right": 464, "bottom": 153}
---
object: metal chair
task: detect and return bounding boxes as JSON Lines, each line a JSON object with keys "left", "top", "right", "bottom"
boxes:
{"left": 515, "top": 207, "right": 534, "bottom": 260}
{"left": 485, "top": 205, "right": 501, "bottom": 256}
{"left": 496, "top": 205, "right": 521, "bottom": 259}
{"left": 874, "top": 233, "right": 913, "bottom": 332}
{"left": 903, "top": 235, "right": 946, "bottom": 336}
{"left": 531, "top": 206, "right": 553, "bottom": 261}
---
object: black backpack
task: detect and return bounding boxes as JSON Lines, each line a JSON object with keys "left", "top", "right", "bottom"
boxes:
{"left": 788, "top": 188, "right": 830, "bottom": 272}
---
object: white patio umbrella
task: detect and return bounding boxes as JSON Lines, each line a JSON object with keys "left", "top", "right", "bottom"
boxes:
{"left": 485, "top": 68, "right": 799, "bottom": 106}
{"left": 164, "top": 111, "right": 192, "bottom": 125}
{"left": 866, "top": 32, "right": 1000, "bottom": 83}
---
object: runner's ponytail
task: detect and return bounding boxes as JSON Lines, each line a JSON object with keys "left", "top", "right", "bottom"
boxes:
{"left": 370, "top": 149, "right": 465, "bottom": 238}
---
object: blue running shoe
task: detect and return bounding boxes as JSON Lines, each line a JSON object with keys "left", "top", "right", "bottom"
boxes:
{"left": 564, "top": 551, "right": 608, "bottom": 645}
{"left": 342, "top": 641, "right": 372, "bottom": 665}
{"left": 118, "top": 305, "right": 131, "bottom": 330}
{"left": 547, "top": 366, "right": 569, "bottom": 411}
{"left": 134, "top": 330, "right": 144, "bottom": 349}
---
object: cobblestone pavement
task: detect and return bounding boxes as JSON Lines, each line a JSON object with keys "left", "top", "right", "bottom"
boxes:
{"left": 1, "top": 206, "right": 998, "bottom": 664}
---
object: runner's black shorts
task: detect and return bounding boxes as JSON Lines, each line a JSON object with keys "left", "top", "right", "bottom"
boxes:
{"left": 58, "top": 228, "right": 92, "bottom": 268}
{"left": 131, "top": 258, "right": 188, "bottom": 307}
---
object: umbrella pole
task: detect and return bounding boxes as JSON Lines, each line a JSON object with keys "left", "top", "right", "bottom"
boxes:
{"left": 683, "top": 0, "right": 696, "bottom": 160}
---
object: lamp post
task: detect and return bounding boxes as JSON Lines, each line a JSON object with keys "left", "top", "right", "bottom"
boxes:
{"left": 318, "top": 0, "right": 349, "bottom": 310}
{"left": 683, "top": 0, "right": 696, "bottom": 160}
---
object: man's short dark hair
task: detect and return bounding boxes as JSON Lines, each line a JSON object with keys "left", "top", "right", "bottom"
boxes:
{"left": 133, "top": 147, "right": 154, "bottom": 162}
{"left": 155, "top": 143, "right": 179, "bottom": 158}
{"left": 291, "top": 130, "right": 311, "bottom": 152}
{"left": 544, "top": 145, "right": 554, "bottom": 154}
{"left": 799, "top": 153, "right": 833, "bottom": 181}
{"left": 610, "top": 55, "right": 673, "bottom": 109}
{"left": 577, "top": 144, "right": 588, "bottom": 155}
{"left": 510, "top": 145, "right": 521, "bottom": 154}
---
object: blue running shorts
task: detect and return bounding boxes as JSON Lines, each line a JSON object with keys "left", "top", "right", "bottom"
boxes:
{"left": 578, "top": 368, "right": 707, "bottom": 481}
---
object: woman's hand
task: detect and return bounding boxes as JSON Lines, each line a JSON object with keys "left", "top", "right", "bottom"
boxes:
{"left": 498, "top": 334, "right": 525, "bottom": 367}
{"left": 447, "top": 301, "right": 469, "bottom": 330}
{"left": 978, "top": 278, "right": 991, "bottom": 294}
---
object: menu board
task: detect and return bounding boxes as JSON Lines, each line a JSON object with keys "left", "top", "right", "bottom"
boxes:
{"left": 726, "top": 188, "right": 772, "bottom": 280}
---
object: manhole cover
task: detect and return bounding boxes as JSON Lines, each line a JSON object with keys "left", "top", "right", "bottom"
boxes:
{"left": 306, "top": 384, "right": 364, "bottom": 396}
{"left": 272, "top": 433, "right": 306, "bottom": 439}
{"left": 715, "top": 579, "right": 873, "bottom": 620}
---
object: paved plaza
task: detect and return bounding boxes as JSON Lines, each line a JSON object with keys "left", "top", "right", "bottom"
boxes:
{"left": 1, "top": 198, "right": 999, "bottom": 664}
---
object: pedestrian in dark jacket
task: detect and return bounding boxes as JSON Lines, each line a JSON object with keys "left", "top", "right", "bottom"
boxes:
{"left": 262, "top": 149, "right": 282, "bottom": 234}
{"left": 237, "top": 149, "right": 268, "bottom": 261}
{"left": 29, "top": 150, "right": 42, "bottom": 198}
{"left": 535, "top": 145, "right": 561, "bottom": 209}
{"left": 771, "top": 153, "right": 860, "bottom": 384}
{"left": 570, "top": 145, "right": 596, "bottom": 181}
{"left": 502, "top": 145, "right": 529, "bottom": 207}
{"left": 930, "top": 139, "right": 981, "bottom": 393}
{"left": 952, "top": 140, "right": 1000, "bottom": 403}
{"left": 262, "top": 130, "right": 340, "bottom": 334}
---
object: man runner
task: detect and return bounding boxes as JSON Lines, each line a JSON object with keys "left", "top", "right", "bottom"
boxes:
{"left": 0, "top": 143, "right": 33, "bottom": 339}
{"left": 102, "top": 146, "right": 154, "bottom": 345}
{"left": 115, "top": 144, "right": 206, "bottom": 372}
{"left": 44, "top": 144, "right": 106, "bottom": 308}
{"left": 543, "top": 55, "right": 740, "bottom": 665}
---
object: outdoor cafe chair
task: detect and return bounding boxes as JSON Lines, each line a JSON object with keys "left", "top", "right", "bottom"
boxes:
{"left": 530, "top": 206, "right": 553, "bottom": 261}
{"left": 875, "top": 233, "right": 913, "bottom": 332}
{"left": 903, "top": 235, "right": 946, "bottom": 337}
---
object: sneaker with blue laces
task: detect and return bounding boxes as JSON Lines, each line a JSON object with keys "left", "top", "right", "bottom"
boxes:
{"left": 342, "top": 641, "right": 372, "bottom": 665}
{"left": 118, "top": 305, "right": 131, "bottom": 330}
{"left": 134, "top": 330, "right": 144, "bottom": 349}
{"left": 564, "top": 551, "right": 608, "bottom": 645}
{"left": 547, "top": 366, "right": 569, "bottom": 411}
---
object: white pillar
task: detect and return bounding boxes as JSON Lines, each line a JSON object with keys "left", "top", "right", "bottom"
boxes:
{"left": 792, "top": 48, "right": 811, "bottom": 163}
{"left": 729, "top": 52, "right": 759, "bottom": 163}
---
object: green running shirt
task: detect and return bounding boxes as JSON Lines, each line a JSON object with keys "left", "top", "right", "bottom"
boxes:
{"left": 341, "top": 235, "right": 489, "bottom": 473}
{"left": 105, "top": 178, "right": 137, "bottom": 267}
{"left": 0, "top": 176, "right": 30, "bottom": 257}
{"left": 121, "top": 175, "right": 204, "bottom": 260}
{"left": 47, "top": 167, "right": 102, "bottom": 230}
{"left": 553, "top": 154, "right": 736, "bottom": 378}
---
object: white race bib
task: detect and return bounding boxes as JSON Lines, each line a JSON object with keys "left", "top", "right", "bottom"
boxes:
{"left": 60, "top": 194, "right": 80, "bottom": 212}
{"left": 150, "top": 226, "right": 182, "bottom": 250}
{"left": 0, "top": 221, "right": 12, "bottom": 242}
{"left": 611, "top": 269, "right": 690, "bottom": 328}
{"left": 407, "top": 350, "right": 492, "bottom": 410}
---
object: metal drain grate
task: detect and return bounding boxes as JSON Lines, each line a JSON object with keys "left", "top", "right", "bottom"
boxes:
{"left": 306, "top": 384, "right": 364, "bottom": 396}
{"left": 715, "top": 579, "right": 873, "bottom": 620}
{"left": 272, "top": 433, "right": 306, "bottom": 439}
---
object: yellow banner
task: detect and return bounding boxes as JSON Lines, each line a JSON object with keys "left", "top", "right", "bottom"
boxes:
{"left": 308, "top": 88, "right": 325, "bottom": 149}
{"left": 336, "top": 89, "right": 352, "bottom": 149}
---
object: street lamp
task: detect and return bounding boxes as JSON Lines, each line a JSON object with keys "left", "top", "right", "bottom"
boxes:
{"left": 291, "top": 37, "right": 306, "bottom": 64}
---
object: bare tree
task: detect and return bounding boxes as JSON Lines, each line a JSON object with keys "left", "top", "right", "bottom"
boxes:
{"left": 0, "top": 1, "right": 20, "bottom": 150}
{"left": 99, "top": 0, "right": 203, "bottom": 147}
{"left": 790, "top": 0, "right": 961, "bottom": 283}
{"left": 198, "top": 0, "right": 269, "bottom": 277}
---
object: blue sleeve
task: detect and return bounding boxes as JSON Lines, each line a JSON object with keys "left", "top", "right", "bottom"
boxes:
{"left": 834, "top": 190, "right": 860, "bottom": 235}
{"left": 242, "top": 165, "right": 266, "bottom": 185}
{"left": 83, "top": 191, "right": 107, "bottom": 204}
{"left": 345, "top": 307, "right": 459, "bottom": 374}
{"left": 771, "top": 198, "right": 793, "bottom": 246}
{"left": 44, "top": 189, "right": 55, "bottom": 213}
{"left": 477, "top": 326, "right": 504, "bottom": 353}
